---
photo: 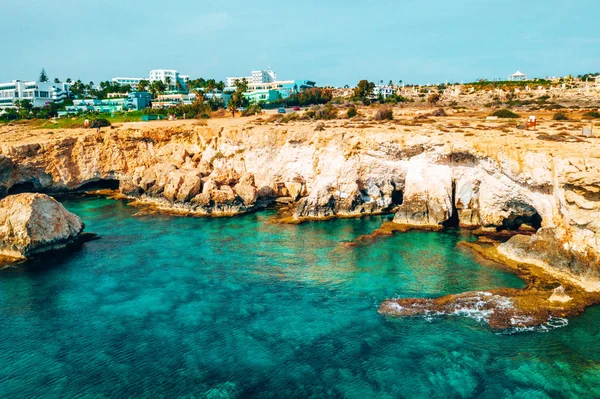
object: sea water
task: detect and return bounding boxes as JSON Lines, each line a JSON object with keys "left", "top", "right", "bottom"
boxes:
{"left": 0, "top": 196, "right": 599, "bottom": 398}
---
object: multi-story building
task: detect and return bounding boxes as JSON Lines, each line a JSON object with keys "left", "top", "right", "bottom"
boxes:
{"left": 149, "top": 70, "right": 188, "bottom": 90}
{"left": 151, "top": 93, "right": 193, "bottom": 108}
{"left": 226, "top": 76, "right": 250, "bottom": 88}
{"left": 372, "top": 85, "right": 395, "bottom": 99}
{"left": 243, "top": 80, "right": 316, "bottom": 104}
{"left": 124, "top": 92, "right": 152, "bottom": 111}
{"left": 226, "top": 68, "right": 277, "bottom": 87}
{"left": 251, "top": 69, "right": 276, "bottom": 84}
{"left": 111, "top": 77, "right": 144, "bottom": 88}
{"left": 58, "top": 98, "right": 125, "bottom": 116}
{"left": 111, "top": 70, "right": 189, "bottom": 91}
{"left": 0, "top": 80, "right": 69, "bottom": 109}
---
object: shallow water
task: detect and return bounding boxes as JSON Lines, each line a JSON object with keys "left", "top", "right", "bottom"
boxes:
{"left": 1, "top": 197, "right": 600, "bottom": 398}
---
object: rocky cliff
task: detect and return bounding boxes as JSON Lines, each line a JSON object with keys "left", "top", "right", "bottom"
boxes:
{"left": 0, "top": 193, "right": 85, "bottom": 263}
{"left": 0, "top": 118, "right": 599, "bottom": 286}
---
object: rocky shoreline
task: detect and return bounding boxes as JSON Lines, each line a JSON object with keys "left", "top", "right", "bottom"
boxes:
{"left": 1, "top": 114, "right": 599, "bottom": 328}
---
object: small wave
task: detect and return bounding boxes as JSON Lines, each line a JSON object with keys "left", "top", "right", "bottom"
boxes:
{"left": 499, "top": 316, "right": 569, "bottom": 335}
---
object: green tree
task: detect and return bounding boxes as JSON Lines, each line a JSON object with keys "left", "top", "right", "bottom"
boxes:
{"left": 227, "top": 95, "right": 239, "bottom": 117}
{"left": 54, "top": 78, "right": 61, "bottom": 84}
{"left": 234, "top": 78, "right": 248, "bottom": 94}
{"left": 165, "top": 76, "right": 172, "bottom": 90}
{"left": 150, "top": 80, "right": 166, "bottom": 98}
{"left": 66, "top": 78, "right": 72, "bottom": 84}
{"left": 205, "top": 79, "right": 217, "bottom": 94}
{"left": 352, "top": 80, "right": 375, "bottom": 105}
{"left": 138, "top": 79, "right": 150, "bottom": 92}
{"left": 39, "top": 68, "right": 49, "bottom": 82}
{"left": 15, "top": 99, "right": 33, "bottom": 118}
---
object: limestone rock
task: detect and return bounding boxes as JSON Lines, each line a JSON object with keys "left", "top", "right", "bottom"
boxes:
{"left": 393, "top": 161, "right": 453, "bottom": 226}
{"left": 211, "top": 185, "right": 236, "bottom": 204}
{"left": 0, "top": 193, "right": 85, "bottom": 260}
{"left": 234, "top": 182, "right": 258, "bottom": 206}
{"left": 176, "top": 174, "right": 202, "bottom": 203}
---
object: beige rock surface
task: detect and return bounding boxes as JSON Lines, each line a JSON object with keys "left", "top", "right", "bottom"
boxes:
{"left": 0, "top": 193, "right": 84, "bottom": 261}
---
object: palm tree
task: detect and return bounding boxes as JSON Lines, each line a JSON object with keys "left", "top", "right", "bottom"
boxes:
{"left": 165, "top": 76, "right": 172, "bottom": 91}
{"left": 137, "top": 79, "right": 149, "bottom": 92}
{"left": 205, "top": 80, "right": 216, "bottom": 94}
{"left": 54, "top": 78, "right": 61, "bottom": 84}
{"left": 66, "top": 78, "right": 72, "bottom": 84}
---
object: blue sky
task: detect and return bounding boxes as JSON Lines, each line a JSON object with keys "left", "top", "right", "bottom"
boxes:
{"left": 2, "top": 0, "right": 598, "bottom": 86}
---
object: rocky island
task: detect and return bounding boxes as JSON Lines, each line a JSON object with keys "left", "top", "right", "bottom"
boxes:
{"left": 0, "top": 192, "right": 86, "bottom": 266}
{"left": 1, "top": 106, "right": 599, "bottom": 329}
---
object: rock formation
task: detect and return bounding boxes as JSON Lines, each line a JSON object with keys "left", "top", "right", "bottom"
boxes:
{"left": 0, "top": 119, "right": 599, "bottom": 288}
{"left": 0, "top": 193, "right": 85, "bottom": 263}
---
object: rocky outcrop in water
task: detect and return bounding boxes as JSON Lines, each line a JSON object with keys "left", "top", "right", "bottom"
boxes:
{"left": 0, "top": 193, "right": 85, "bottom": 263}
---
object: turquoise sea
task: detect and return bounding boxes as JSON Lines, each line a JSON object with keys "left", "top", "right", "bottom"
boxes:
{"left": 1, "top": 196, "right": 600, "bottom": 398}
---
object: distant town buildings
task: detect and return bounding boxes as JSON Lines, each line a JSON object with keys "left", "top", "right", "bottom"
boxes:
{"left": 0, "top": 80, "right": 69, "bottom": 109}
{"left": 112, "top": 69, "right": 189, "bottom": 90}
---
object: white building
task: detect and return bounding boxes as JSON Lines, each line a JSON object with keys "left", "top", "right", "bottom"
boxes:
{"left": 372, "top": 85, "right": 395, "bottom": 99}
{"left": 112, "top": 77, "right": 144, "bottom": 88}
{"left": 149, "top": 69, "right": 188, "bottom": 89}
{"left": 226, "top": 76, "right": 250, "bottom": 88}
{"left": 0, "top": 80, "right": 69, "bottom": 109}
{"left": 226, "top": 68, "right": 276, "bottom": 87}
{"left": 111, "top": 70, "right": 189, "bottom": 90}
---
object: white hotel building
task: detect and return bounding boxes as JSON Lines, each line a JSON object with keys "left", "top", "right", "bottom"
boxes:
{"left": 111, "top": 77, "right": 144, "bottom": 88}
{"left": 112, "top": 70, "right": 189, "bottom": 90}
{"left": 226, "top": 68, "right": 277, "bottom": 88}
{"left": 0, "top": 80, "right": 69, "bottom": 109}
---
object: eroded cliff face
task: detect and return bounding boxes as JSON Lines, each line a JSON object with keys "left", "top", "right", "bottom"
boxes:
{"left": 0, "top": 121, "right": 599, "bottom": 284}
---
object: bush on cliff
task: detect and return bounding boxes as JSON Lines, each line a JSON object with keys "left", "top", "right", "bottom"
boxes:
{"left": 582, "top": 111, "right": 600, "bottom": 119}
{"left": 90, "top": 119, "right": 111, "bottom": 128}
{"left": 553, "top": 111, "right": 569, "bottom": 121}
{"left": 491, "top": 109, "right": 520, "bottom": 118}
{"left": 347, "top": 107, "right": 358, "bottom": 118}
{"left": 304, "top": 104, "right": 338, "bottom": 120}
{"left": 427, "top": 93, "right": 441, "bottom": 105}
{"left": 242, "top": 104, "right": 262, "bottom": 117}
{"left": 374, "top": 107, "right": 394, "bottom": 121}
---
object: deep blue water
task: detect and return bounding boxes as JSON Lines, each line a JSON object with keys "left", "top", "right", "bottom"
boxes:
{"left": 1, "top": 197, "right": 600, "bottom": 398}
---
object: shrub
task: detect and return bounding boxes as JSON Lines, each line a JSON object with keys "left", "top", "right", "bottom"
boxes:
{"left": 305, "top": 104, "right": 338, "bottom": 120}
{"left": 427, "top": 93, "right": 441, "bottom": 105}
{"left": 553, "top": 112, "right": 569, "bottom": 121}
{"left": 374, "top": 107, "right": 394, "bottom": 121}
{"left": 315, "top": 122, "right": 325, "bottom": 131}
{"left": 347, "top": 107, "right": 358, "bottom": 118}
{"left": 242, "top": 104, "right": 262, "bottom": 117}
{"left": 90, "top": 118, "right": 111, "bottom": 128}
{"left": 491, "top": 109, "right": 520, "bottom": 118}
{"left": 582, "top": 111, "right": 600, "bottom": 119}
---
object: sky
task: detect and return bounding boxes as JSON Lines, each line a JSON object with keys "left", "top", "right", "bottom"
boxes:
{"left": 1, "top": 0, "right": 599, "bottom": 87}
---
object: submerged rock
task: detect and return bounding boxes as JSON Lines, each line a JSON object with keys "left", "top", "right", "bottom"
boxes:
{"left": 0, "top": 193, "right": 85, "bottom": 263}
